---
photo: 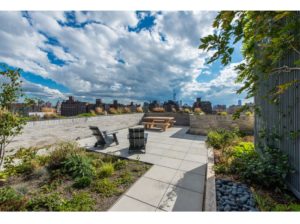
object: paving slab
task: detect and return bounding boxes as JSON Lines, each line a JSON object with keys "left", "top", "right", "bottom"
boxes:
{"left": 125, "top": 177, "right": 169, "bottom": 207}
{"left": 144, "top": 165, "right": 178, "bottom": 184}
{"left": 109, "top": 195, "right": 156, "bottom": 211}
{"left": 184, "top": 153, "right": 207, "bottom": 163}
{"left": 178, "top": 160, "right": 207, "bottom": 175}
{"left": 171, "top": 170, "right": 205, "bottom": 193}
{"left": 155, "top": 157, "right": 182, "bottom": 169}
{"left": 158, "top": 185, "right": 203, "bottom": 211}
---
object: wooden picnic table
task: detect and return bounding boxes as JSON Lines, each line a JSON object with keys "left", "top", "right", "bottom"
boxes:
{"left": 142, "top": 116, "right": 175, "bottom": 131}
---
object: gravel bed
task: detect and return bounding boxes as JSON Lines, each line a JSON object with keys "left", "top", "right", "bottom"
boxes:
{"left": 216, "top": 179, "right": 258, "bottom": 211}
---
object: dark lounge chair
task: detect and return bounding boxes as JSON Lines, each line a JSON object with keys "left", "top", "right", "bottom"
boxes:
{"left": 128, "top": 126, "right": 148, "bottom": 153}
{"left": 89, "top": 126, "right": 119, "bottom": 148}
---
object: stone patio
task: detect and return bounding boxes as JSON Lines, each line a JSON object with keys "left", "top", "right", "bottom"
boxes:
{"left": 78, "top": 126, "right": 208, "bottom": 211}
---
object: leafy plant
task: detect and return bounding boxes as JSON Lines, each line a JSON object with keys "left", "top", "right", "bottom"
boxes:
{"left": 98, "top": 162, "right": 114, "bottom": 178}
{"left": 232, "top": 146, "right": 292, "bottom": 190}
{"left": 43, "top": 113, "right": 59, "bottom": 119}
{"left": 3, "top": 147, "right": 40, "bottom": 176}
{"left": 183, "top": 108, "right": 191, "bottom": 113}
{"left": 73, "top": 176, "right": 92, "bottom": 188}
{"left": 115, "top": 171, "right": 133, "bottom": 186}
{"left": 59, "top": 192, "right": 95, "bottom": 211}
{"left": 152, "top": 107, "right": 165, "bottom": 112}
{"left": 108, "top": 107, "right": 118, "bottom": 114}
{"left": 95, "top": 107, "right": 104, "bottom": 115}
{"left": 199, "top": 11, "right": 300, "bottom": 102}
{"left": 206, "top": 129, "right": 239, "bottom": 150}
{"left": 272, "top": 203, "right": 300, "bottom": 211}
{"left": 136, "top": 107, "right": 143, "bottom": 113}
{"left": 48, "top": 142, "right": 83, "bottom": 169}
{"left": 77, "top": 112, "right": 96, "bottom": 117}
{"left": 113, "top": 159, "right": 128, "bottom": 170}
{"left": 122, "top": 107, "right": 131, "bottom": 113}
{"left": 92, "top": 178, "right": 119, "bottom": 197}
{"left": 217, "top": 111, "right": 228, "bottom": 116}
{"left": 0, "top": 187, "right": 27, "bottom": 211}
{"left": 26, "top": 193, "right": 64, "bottom": 211}
{"left": 0, "top": 66, "right": 28, "bottom": 167}
{"left": 194, "top": 107, "right": 204, "bottom": 115}
{"left": 63, "top": 154, "right": 94, "bottom": 179}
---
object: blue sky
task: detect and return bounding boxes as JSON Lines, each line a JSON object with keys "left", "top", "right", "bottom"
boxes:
{"left": 0, "top": 11, "right": 250, "bottom": 106}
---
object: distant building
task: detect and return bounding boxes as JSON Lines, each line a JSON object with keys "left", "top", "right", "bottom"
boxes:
{"left": 55, "top": 101, "right": 62, "bottom": 115}
{"left": 163, "top": 100, "right": 179, "bottom": 112}
{"left": 128, "top": 102, "right": 137, "bottom": 112}
{"left": 143, "top": 102, "right": 149, "bottom": 112}
{"left": 213, "top": 104, "right": 227, "bottom": 113}
{"left": 227, "top": 105, "right": 242, "bottom": 114}
{"left": 149, "top": 100, "right": 160, "bottom": 111}
{"left": 193, "top": 97, "right": 212, "bottom": 114}
{"left": 113, "top": 100, "right": 118, "bottom": 109}
{"left": 86, "top": 98, "right": 104, "bottom": 112}
{"left": 10, "top": 103, "right": 41, "bottom": 116}
{"left": 61, "top": 96, "right": 87, "bottom": 116}
{"left": 238, "top": 100, "right": 242, "bottom": 106}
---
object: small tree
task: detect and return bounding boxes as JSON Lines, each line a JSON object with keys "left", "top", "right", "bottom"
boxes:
{"left": 0, "top": 66, "right": 26, "bottom": 167}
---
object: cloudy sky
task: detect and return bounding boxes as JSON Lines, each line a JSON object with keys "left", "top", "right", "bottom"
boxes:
{"left": 0, "top": 11, "right": 250, "bottom": 106}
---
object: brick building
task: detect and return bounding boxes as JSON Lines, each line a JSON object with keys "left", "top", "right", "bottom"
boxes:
{"left": 193, "top": 97, "right": 212, "bottom": 114}
{"left": 61, "top": 96, "right": 87, "bottom": 116}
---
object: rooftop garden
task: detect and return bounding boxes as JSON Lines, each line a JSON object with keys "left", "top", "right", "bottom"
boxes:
{"left": 0, "top": 142, "right": 151, "bottom": 211}
{"left": 206, "top": 128, "right": 300, "bottom": 211}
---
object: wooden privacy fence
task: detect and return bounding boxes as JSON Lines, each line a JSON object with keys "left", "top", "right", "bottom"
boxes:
{"left": 255, "top": 51, "right": 300, "bottom": 198}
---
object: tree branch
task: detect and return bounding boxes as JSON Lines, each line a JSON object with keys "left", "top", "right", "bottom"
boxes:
{"left": 271, "top": 66, "right": 300, "bottom": 73}
{"left": 291, "top": 45, "right": 300, "bottom": 56}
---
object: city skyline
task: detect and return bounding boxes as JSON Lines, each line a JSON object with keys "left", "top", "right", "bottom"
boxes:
{"left": 0, "top": 11, "right": 253, "bottom": 106}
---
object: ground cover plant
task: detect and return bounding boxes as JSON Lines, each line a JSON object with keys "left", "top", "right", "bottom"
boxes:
{"left": 0, "top": 142, "right": 151, "bottom": 211}
{"left": 207, "top": 128, "right": 300, "bottom": 211}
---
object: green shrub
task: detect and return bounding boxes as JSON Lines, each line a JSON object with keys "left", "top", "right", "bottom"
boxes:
{"left": 217, "top": 111, "right": 228, "bottom": 116}
{"left": 3, "top": 147, "right": 39, "bottom": 176}
{"left": 59, "top": 192, "right": 95, "bottom": 211}
{"left": 92, "top": 178, "right": 119, "bottom": 197}
{"left": 73, "top": 176, "right": 92, "bottom": 189}
{"left": 229, "top": 142, "right": 258, "bottom": 173}
{"left": 48, "top": 142, "right": 83, "bottom": 169}
{"left": 115, "top": 171, "right": 133, "bottom": 186}
{"left": 26, "top": 193, "right": 65, "bottom": 211}
{"left": 113, "top": 159, "right": 128, "bottom": 170}
{"left": 183, "top": 108, "right": 190, "bottom": 113}
{"left": 77, "top": 113, "right": 96, "bottom": 117}
{"left": 63, "top": 154, "right": 94, "bottom": 179}
{"left": 0, "top": 187, "right": 27, "bottom": 211}
{"left": 273, "top": 203, "right": 300, "bottom": 211}
{"left": 98, "top": 162, "right": 114, "bottom": 178}
{"left": 231, "top": 146, "right": 292, "bottom": 189}
{"left": 206, "top": 129, "right": 239, "bottom": 150}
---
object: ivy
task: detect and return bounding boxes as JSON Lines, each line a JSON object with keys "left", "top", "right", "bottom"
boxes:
{"left": 199, "top": 11, "right": 300, "bottom": 102}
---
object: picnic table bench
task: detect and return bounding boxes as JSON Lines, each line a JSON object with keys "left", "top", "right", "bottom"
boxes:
{"left": 142, "top": 116, "right": 175, "bottom": 131}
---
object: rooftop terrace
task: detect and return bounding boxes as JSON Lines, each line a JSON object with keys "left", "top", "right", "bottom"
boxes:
{"left": 78, "top": 126, "right": 208, "bottom": 211}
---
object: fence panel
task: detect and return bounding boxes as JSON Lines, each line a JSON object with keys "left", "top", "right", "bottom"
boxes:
{"left": 255, "top": 51, "right": 300, "bottom": 198}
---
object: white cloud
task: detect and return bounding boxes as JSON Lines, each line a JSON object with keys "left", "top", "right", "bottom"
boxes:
{"left": 0, "top": 11, "right": 248, "bottom": 105}
{"left": 22, "top": 80, "right": 66, "bottom": 99}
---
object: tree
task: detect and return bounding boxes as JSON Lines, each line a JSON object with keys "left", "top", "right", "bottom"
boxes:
{"left": 0, "top": 65, "right": 26, "bottom": 167}
{"left": 199, "top": 11, "right": 300, "bottom": 102}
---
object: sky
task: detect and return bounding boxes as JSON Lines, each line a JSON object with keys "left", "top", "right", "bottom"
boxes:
{"left": 0, "top": 11, "right": 252, "bottom": 106}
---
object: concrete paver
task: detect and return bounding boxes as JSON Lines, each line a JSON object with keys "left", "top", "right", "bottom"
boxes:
{"left": 79, "top": 126, "right": 208, "bottom": 211}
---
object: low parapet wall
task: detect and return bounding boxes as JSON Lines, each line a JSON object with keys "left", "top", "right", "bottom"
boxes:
{"left": 189, "top": 115, "right": 254, "bottom": 135}
{"left": 8, "top": 113, "right": 144, "bottom": 151}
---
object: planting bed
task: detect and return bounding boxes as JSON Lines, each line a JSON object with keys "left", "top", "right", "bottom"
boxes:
{"left": 0, "top": 143, "right": 151, "bottom": 211}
